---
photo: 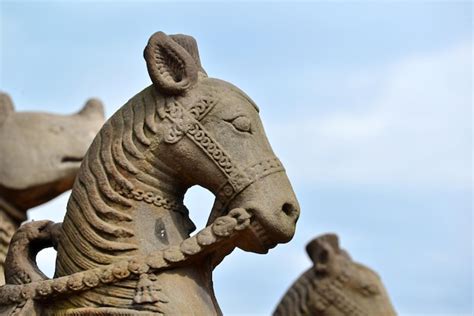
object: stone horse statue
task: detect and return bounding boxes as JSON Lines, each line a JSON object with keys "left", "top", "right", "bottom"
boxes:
{"left": 0, "top": 32, "right": 300, "bottom": 315}
{"left": 0, "top": 93, "right": 104, "bottom": 285}
{"left": 273, "top": 234, "right": 396, "bottom": 316}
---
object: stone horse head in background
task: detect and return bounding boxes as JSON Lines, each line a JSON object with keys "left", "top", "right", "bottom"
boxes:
{"left": 0, "top": 31, "right": 300, "bottom": 315}
{"left": 0, "top": 93, "right": 104, "bottom": 285}
{"left": 273, "top": 234, "right": 397, "bottom": 316}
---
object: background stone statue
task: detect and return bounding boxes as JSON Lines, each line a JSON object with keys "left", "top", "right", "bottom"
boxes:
{"left": 0, "top": 93, "right": 105, "bottom": 285}
{"left": 0, "top": 31, "right": 300, "bottom": 315}
{"left": 273, "top": 233, "right": 397, "bottom": 316}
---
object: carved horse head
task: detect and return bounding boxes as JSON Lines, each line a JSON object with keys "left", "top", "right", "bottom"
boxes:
{"left": 0, "top": 93, "right": 104, "bottom": 286}
{"left": 274, "top": 234, "right": 397, "bottom": 316}
{"left": 0, "top": 93, "right": 105, "bottom": 211}
{"left": 0, "top": 32, "right": 299, "bottom": 315}
{"left": 143, "top": 32, "right": 300, "bottom": 253}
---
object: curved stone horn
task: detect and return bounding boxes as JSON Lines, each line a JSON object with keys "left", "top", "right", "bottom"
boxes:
{"left": 144, "top": 31, "right": 199, "bottom": 95}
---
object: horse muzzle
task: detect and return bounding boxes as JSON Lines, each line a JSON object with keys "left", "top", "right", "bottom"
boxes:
{"left": 228, "top": 172, "right": 300, "bottom": 254}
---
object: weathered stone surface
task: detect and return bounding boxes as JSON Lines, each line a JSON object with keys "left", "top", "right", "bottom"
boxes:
{"left": 0, "top": 31, "right": 300, "bottom": 315}
{"left": 0, "top": 93, "right": 105, "bottom": 285}
{"left": 273, "top": 234, "right": 397, "bottom": 316}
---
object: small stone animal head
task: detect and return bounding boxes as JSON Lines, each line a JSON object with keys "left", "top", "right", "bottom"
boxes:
{"left": 0, "top": 93, "right": 105, "bottom": 210}
{"left": 304, "top": 234, "right": 396, "bottom": 315}
{"left": 145, "top": 32, "right": 300, "bottom": 253}
{"left": 306, "top": 234, "right": 352, "bottom": 277}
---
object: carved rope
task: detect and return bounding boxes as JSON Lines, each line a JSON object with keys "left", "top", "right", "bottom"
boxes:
{"left": 0, "top": 208, "right": 252, "bottom": 305}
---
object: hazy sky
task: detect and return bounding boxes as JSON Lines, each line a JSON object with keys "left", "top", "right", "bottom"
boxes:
{"left": 1, "top": 1, "right": 472, "bottom": 315}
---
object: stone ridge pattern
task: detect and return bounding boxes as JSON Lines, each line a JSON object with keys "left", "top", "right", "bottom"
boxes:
{"left": 0, "top": 211, "right": 15, "bottom": 274}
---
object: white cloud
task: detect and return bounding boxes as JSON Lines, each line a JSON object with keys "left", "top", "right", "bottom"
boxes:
{"left": 268, "top": 40, "right": 472, "bottom": 190}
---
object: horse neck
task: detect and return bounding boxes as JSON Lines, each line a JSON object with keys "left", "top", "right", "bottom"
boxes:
{"left": 54, "top": 89, "right": 220, "bottom": 313}
{"left": 56, "top": 88, "right": 192, "bottom": 276}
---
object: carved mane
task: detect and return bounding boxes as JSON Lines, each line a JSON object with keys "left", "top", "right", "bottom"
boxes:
{"left": 55, "top": 86, "right": 185, "bottom": 308}
{"left": 56, "top": 32, "right": 207, "bottom": 283}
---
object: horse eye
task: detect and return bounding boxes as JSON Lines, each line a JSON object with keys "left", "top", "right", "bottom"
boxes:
{"left": 229, "top": 116, "right": 251, "bottom": 133}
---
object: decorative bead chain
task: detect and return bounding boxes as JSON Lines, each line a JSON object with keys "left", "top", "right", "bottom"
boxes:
{"left": 0, "top": 208, "right": 252, "bottom": 305}
{"left": 115, "top": 186, "right": 184, "bottom": 214}
{"left": 158, "top": 97, "right": 286, "bottom": 214}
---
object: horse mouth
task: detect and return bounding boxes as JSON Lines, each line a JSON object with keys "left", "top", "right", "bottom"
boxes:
{"left": 250, "top": 220, "right": 278, "bottom": 252}
{"left": 60, "top": 156, "right": 84, "bottom": 165}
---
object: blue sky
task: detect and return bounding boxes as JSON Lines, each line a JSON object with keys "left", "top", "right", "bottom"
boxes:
{"left": 1, "top": 1, "right": 472, "bottom": 315}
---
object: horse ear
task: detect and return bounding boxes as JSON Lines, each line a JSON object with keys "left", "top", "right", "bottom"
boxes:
{"left": 0, "top": 92, "right": 15, "bottom": 126}
{"left": 144, "top": 31, "right": 199, "bottom": 95}
{"left": 306, "top": 233, "right": 339, "bottom": 266}
{"left": 170, "top": 34, "right": 207, "bottom": 76}
{"left": 78, "top": 98, "right": 105, "bottom": 119}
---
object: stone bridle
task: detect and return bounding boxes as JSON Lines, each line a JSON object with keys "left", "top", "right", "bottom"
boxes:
{"left": 158, "top": 96, "right": 285, "bottom": 219}
{"left": 111, "top": 94, "right": 286, "bottom": 226}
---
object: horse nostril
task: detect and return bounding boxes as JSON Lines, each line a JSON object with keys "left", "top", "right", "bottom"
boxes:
{"left": 282, "top": 202, "right": 298, "bottom": 217}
